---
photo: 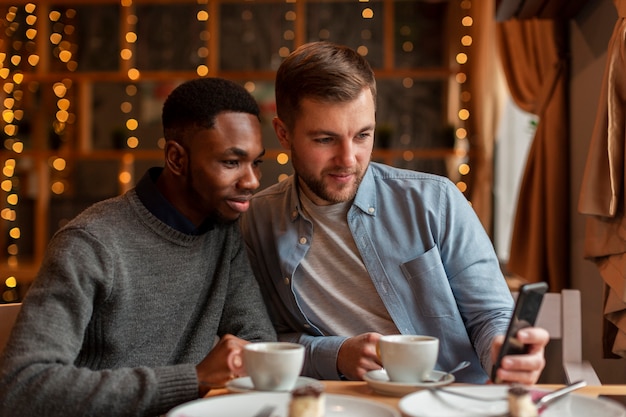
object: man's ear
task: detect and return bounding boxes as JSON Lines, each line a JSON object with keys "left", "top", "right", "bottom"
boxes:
{"left": 164, "top": 140, "right": 187, "bottom": 176}
{"left": 272, "top": 117, "right": 290, "bottom": 150}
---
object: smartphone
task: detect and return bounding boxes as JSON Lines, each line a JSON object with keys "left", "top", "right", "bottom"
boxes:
{"left": 491, "top": 281, "right": 549, "bottom": 382}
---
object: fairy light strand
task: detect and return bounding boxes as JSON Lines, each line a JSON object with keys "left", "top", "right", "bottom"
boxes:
{"left": 455, "top": 0, "right": 472, "bottom": 195}
{"left": 196, "top": 0, "right": 209, "bottom": 77}
{"left": 0, "top": 4, "right": 41, "bottom": 301}
{"left": 119, "top": 0, "right": 138, "bottom": 192}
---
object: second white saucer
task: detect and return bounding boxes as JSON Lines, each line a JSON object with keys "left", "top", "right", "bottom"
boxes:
{"left": 226, "top": 376, "right": 321, "bottom": 393}
{"left": 363, "top": 369, "right": 454, "bottom": 397}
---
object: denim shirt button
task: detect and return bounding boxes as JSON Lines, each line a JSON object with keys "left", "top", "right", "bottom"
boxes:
{"left": 299, "top": 237, "right": 308, "bottom": 245}
{"left": 368, "top": 207, "right": 375, "bottom": 214}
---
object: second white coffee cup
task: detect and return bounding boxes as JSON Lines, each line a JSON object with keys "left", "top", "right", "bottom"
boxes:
{"left": 243, "top": 342, "right": 305, "bottom": 391}
{"left": 377, "top": 334, "right": 439, "bottom": 383}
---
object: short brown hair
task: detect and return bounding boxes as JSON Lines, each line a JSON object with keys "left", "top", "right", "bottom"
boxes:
{"left": 275, "top": 41, "right": 377, "bottom": 130}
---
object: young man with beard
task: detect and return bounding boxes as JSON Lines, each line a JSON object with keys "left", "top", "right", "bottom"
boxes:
{"left": 0, "top": 78, "right": 276, "bottom": 417}
{"left": 240, "top": 42, "right": 548, "bottom": 385}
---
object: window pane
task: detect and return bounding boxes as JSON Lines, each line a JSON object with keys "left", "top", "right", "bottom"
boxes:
{"left": 375, "top": 78, "right": 450, "bottom": 176}
{"left": 135, "top": 4, "right": 205, "bottom": 71}
{"left": 73, "top": 5, "right": 120, "bottom": 72}
{"left": 395, "top": 0, "right": 448, "bottom": 68}
{"left": 306, "top": 1, "right": 383, "bottom": 68}
{"left": 219, "top": 3, "right": 294, "bottom": 71}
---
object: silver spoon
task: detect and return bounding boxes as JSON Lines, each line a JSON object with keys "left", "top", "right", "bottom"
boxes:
{"left": 423, "top": 360, "right": 471, "bottom": 382}
{"left": 535, "top": 379, "right": 587, "bottom": 409}
{"left": 430, "top": 379, "right": 587, "bottom": 406}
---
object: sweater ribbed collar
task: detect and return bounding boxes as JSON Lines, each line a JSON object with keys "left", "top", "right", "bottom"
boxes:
{"left": 135, "top": 167, "right": 213, "bottom": 235}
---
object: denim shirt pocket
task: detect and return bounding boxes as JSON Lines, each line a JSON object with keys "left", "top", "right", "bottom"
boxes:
{"left": 400, "top": 246, "right": 456, "bottom": 318}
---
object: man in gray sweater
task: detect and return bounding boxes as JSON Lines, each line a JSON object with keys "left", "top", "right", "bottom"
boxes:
{"left": 0, "top": 78, "right": 277, "bottom": 417}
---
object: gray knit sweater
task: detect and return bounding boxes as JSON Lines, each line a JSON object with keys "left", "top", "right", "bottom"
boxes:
{"left": 0, "top": 189, "right": 276, "bottom": 417}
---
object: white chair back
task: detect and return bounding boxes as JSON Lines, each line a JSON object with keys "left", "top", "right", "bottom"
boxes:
{"left": 513, "top": 289, "right": 601, "bottom": 385}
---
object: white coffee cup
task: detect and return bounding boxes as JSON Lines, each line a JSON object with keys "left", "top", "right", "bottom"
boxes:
{"left": 377, "top": 335, "right": 439, "bottom": 383}
{"left": 243, "top": 342, "right": 305, "bottom": 391}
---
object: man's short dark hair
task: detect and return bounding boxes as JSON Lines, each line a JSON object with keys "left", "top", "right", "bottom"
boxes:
{"left": 162, "top": 77, "right": 260, "bottom": 142}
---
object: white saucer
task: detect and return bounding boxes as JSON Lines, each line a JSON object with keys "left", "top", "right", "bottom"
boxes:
{"left": 399, "top": 385, "right": 626, "bottom": 417}
{"left": 226, "top": 376, "right": 321, "bottom": 393}
{"left": 363, "top": 369, "right": 454, "bottom": 397}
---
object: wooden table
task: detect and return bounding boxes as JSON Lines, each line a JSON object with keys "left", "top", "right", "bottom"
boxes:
{"left": 207, "top": 380, "right": 626, "bottom": 412}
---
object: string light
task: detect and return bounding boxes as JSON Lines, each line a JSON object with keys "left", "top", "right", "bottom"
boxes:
{"left": 274, "top": 5, "right": 299, "bottom": 182}
{"left": 196, "top": 1, "right": 209, "bottom": 77}
{"left": 118, "top": 0, "right": 139, "bottom": 192}
{"left": 0, "top": 4, "right": 43, "bottom": 281}
{"left": 277, "top": 153, "right": 289, "bottom": 165}
{"left": 357, "top": 2, "right": 375, "bottom": 57}
{"left": 455, "top": 1, "right": 473, "bottom": 194}
{"left": 50, "top": 8, "right": 78, "bottom": 72}
{"left": 47, "top": 6, "right": 78, "bottom": 203}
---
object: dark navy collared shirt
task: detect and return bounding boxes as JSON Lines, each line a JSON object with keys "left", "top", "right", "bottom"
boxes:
{"left": 135, "top": 167, "right": 213, "bottom": 235}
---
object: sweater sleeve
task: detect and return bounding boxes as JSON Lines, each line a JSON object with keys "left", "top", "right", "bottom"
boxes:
{"left": 0, "top": 228, "right": 200, "bottom": 417}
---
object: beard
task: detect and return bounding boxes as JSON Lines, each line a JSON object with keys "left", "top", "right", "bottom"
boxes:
{"left": 292, "top": 147, "right": 365, "bottom": 204}
{"left": 299, "top": 171, "right": 361, "bottom": 204}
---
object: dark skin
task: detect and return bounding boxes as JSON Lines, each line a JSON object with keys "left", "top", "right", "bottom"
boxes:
{"left": 157, "top": 111, "right": 265, "bottom": 396}
{"left": 157, "top": 112, "right": 264, "bottom": 226}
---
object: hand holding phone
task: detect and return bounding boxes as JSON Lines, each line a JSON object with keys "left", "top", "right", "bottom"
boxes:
{"left": 491, "top": 282, "right": 548, "bottom": 383}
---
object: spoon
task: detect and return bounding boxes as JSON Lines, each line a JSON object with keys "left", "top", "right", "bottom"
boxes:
{"left": 429, "top": 379, "right": 587, "bottom": 407}
{"left": 534, "top": 379, "right": 587, "bottom": 410}
{"left": 423, "top": 360, "right": 471, "bottom": 383}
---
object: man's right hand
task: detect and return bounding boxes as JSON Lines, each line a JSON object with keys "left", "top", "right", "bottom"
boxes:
{"left": 195, "top": 334, "right": 248, "bottom": 397}
{"left": 336, "top": 332, "right": 383, "bottom": 380}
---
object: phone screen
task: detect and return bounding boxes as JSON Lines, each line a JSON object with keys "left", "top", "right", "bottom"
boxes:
{"left": 491, "top": 282, "right": 548, "bottom": 382}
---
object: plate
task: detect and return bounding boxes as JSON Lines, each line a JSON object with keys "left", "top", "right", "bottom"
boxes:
{"left": 226, "top": 376, "right": 321, "bottom": 393}
{"left": 166, "top": 392, "right": 400, "bottom": 417}
{"left": 399, "top": 385, "right": 626, "bottom": 417}
{"left": 363, "top": 370, "right": 454, "bottom": 397}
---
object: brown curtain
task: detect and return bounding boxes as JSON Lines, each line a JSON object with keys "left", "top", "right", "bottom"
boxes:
{"left": 465, "top": 0, "right": 503, "bottom": 235}
{"left": 496, "top": 19, "right": 570, "bottom": 291}
{"left": 578, "top": 0, "right": 626, "bottom": 358}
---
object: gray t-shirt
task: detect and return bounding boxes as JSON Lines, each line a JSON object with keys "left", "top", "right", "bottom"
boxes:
{"left": 294, "top": 191, "right": 398, "bottom": 336}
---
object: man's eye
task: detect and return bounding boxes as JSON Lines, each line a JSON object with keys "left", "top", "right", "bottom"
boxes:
{"left": 223, "top": 160, "right": 239, "bottom": 167}
{"left": 253, "top": 159, "right": 264, "bottom": 167}
{"left": 315, "top": 137, "right": 333, "bottom": 144}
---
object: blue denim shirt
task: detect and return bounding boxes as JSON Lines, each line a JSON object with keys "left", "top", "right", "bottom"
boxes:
{"left": 241, "top": 162, "right": 513, "bottom": 383}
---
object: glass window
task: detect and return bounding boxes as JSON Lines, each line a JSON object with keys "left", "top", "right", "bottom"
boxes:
{"left": 219, "top": 3, "right": 295, "bottom": 71}
{"left": 135, "top": 4, "right": 205, "bottom": 71}
{"left": 306, "top": 1, "right": 384, "bottom": 68}
{"left": 394, "top": 0, "right": 448, "bottom": 68}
